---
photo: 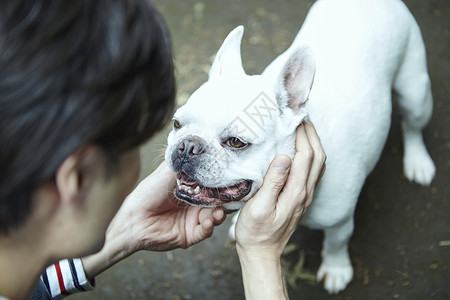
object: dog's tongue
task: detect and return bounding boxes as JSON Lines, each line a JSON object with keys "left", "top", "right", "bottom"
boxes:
{"left": 175, "top": 172, "right": 252, "bottom": 205}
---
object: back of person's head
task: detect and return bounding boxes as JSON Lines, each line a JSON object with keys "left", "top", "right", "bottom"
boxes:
{"left": 0, "top": 0, "right": 176, "bottom": 234}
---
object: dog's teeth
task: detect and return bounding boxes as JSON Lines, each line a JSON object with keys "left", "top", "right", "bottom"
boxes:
{"left": 177, "top": 179, "right": 181, "bottom": 186}
{"left": 194, "top": 186, "right": 201, "bottom": 194}
{"left": 187, "top": 189, "right": 193, "bottom": 194}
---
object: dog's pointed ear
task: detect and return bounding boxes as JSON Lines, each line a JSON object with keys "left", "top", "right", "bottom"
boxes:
{"left": 277, "top": 46, "right": 315, "bottom": 116}
{"left": 208, "top": 26, "right": 246, "bottom": 80}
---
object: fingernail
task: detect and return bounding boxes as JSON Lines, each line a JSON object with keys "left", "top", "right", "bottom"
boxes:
{"left": 272, "top": 155, "right": 291, "bottom": 173}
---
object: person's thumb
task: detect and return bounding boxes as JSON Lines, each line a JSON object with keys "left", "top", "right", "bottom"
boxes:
{"left": 252, "top": 155, "right": 291, "bottom": 209}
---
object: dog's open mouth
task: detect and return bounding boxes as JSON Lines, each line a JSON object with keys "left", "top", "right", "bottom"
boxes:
{"left": 175, "top": 172, "right": 252, "bottom": 207}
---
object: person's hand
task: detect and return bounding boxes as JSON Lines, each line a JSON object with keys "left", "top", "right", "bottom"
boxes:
{"left": 108, "top": 161, "right": 226, "bottom": 252}
{"left": 235, "top": 121, "right": 325, "bottom": 299}
{"left": 235, "top": 121, "right": 326, "bottom": 260}
{"left": 81, "top": 161, "right": 225, "bottom": 279}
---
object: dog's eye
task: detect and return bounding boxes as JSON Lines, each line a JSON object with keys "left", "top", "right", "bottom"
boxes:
{"left": 227, "top": 137, "right": 247, "bottom": 149}
{"left": 173, "top": 119, "right": 181, "bottom": 129}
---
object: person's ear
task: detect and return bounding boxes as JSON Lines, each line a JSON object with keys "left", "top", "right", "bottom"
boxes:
{"left": 55, "top": 146, "right": 107, "bottom": 206}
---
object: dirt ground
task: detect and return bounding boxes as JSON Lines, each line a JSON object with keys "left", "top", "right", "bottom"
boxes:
{"left": 73, "top": 0, "right": 449, "bottom": 299}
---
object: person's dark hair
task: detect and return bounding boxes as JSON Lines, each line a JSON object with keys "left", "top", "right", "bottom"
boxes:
{"left": 0, "top": 0, "right": 176, "bottom": 233}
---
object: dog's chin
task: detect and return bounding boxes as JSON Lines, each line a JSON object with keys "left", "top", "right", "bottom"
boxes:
{"left": 174, "top": 172, "right": 252, "bottom": 209}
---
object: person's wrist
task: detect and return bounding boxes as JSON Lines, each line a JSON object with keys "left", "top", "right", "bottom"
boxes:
{"left": 236, "top": 244, "right": 282, "bottom": 263}
{"left": 81, "top": 226, "right": 135, "bottom": 280}
{"left": 237, "top": 247, "right": 287, "bottom": 299}
{"left": 237, "top": 247, "right": 282, "bottom": 277}
{"left": 238, "top": 253, "right": 282, "bottom": 277}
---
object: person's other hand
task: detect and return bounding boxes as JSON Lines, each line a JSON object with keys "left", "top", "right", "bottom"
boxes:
{"left": 235, "top": 121, "right": 326, "bottom": 259}
{"left": 82, "top": 161, "right": 226, "bottom": 279}
{"left": 106, "top": 161, "right": 226, "bottom": 253}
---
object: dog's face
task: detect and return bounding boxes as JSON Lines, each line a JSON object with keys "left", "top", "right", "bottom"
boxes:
{"left": 165, "top": 26, "right": 315, "bottom": 211}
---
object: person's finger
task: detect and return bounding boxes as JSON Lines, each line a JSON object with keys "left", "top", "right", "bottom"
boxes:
{"left": 193, "top": 217, "right": 214, "bottom": 245}
{"left": 211, "top": 207, "right": 226, "bottom": 225}
{"left": 280, "top": 124, "right": 313, "bottom": 210}
{"left": 250, "top": 155, "right": 291, "bottom": 211}
{"left": 196, "top": 207, "right": 224, "bottom": 230}
{"left": 132, "top": 160, "right": 176, "bottom": 202}
{"left": 303, "top": 121, "right": 326, "bottom": 193}
{"left": 198, "top": 207, "right": 214, "bottom": 224}
{"left": 188, "top": 208, "right": 214, "bottom": 244}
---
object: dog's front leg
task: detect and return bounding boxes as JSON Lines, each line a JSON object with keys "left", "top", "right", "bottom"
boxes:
{"left": 317, "top": 217, "right": 354, "bottom": 294}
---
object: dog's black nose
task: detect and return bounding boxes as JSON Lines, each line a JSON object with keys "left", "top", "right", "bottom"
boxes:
{"left": 177, "top": 137, "right": 206, "bottom": 156}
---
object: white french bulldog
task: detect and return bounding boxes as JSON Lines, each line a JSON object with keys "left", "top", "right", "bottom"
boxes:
{"left": 165, "top": 0, "right": 435, "bottom": 294}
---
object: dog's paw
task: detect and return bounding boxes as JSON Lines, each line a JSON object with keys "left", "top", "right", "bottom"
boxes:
{"left": 317, "top": 261, "right": 353, "bottom": 294}
{"left": 403, "top": 143, "right": 436, "bottom": 186}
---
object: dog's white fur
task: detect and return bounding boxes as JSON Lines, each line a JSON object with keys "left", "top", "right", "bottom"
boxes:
{"left": 165, "top": 0, "right": 435, "bottom": 293}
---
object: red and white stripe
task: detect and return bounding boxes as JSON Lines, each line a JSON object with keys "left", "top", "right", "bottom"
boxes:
{"left": 42, "top": 258, "right": 94, "bottom": 299}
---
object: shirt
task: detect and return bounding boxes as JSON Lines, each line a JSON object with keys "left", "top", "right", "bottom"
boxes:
{"left": 0, "top": 258, "right": 94, "bottom": 300}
